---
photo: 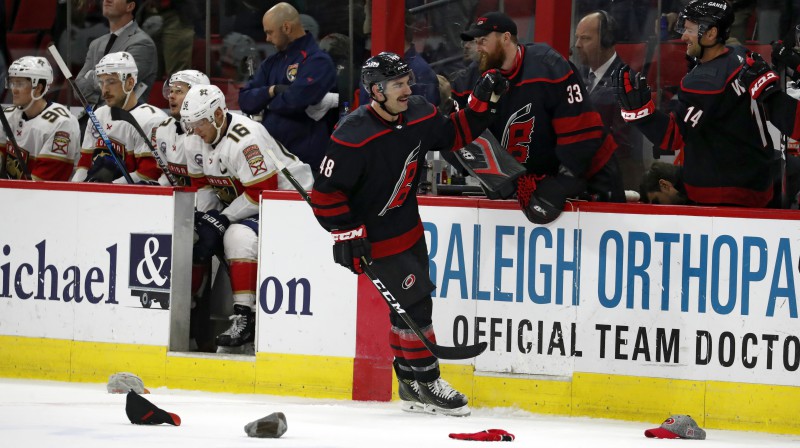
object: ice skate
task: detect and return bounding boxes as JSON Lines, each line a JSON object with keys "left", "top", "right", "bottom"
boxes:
{"left": 418, "top": 378, "right": 470, "bottom": 417}
{"left": 398, "top": 378, "right": 427, "bottom": 414}
{"left": 215, "top": 305, "right": 255, "bottom": 353}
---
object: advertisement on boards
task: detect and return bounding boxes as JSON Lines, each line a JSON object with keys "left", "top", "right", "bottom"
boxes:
{"left": 0, "top": 186, "right": 180, "bottom": 346}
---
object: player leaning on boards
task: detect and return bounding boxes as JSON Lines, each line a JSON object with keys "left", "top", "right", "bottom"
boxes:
{"left": 71, "top": 51, "right": 167, "bottom": 183}
{"left": 311, "top": 52, "right": 508, "bottom": 417}
{"left": 181, "top": 84, "right": 313, "bottom": 355}
{"left": 0, "top": 57, "right": 80, "bottom": 181}
{"left": 468, "top": 11, "right": 625, "bottom": 225}
{"left": 613, "top": 0, "right": 776, "bottom": 207}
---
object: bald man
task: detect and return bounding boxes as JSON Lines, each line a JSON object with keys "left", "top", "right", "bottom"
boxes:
{"left": 574, "top": 10, "right": 644, "bottom": 191}
{"left": 239, "top": 2, "right": 337, "bottom": 171}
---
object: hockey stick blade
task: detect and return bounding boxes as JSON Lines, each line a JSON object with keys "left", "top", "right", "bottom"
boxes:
{"left": 361, "top": 261, "right": 487, "bottom": 360}
{"left": 47, "top": 44, "right": 134, "bottom": 184}
{"left": 109, "top": 106, "right": 178, "bottom": 185}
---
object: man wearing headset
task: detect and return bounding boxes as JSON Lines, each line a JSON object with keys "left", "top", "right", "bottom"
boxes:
{"left": 574, "top": 10, "right": 644, "bottom": 192}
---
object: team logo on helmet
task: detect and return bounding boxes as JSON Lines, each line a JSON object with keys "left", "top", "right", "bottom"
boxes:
{"left": 199, "top": 89, "right": 208, "bottom": 96}
{"left": 286, "top": 63, "right": 298, "bottom": 82}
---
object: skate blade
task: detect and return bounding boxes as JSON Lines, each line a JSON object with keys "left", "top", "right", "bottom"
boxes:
{"left": 400, "top": 401, "right": 429, "bottom": 414}
{"left": 216, "top": 342, "right": 255, "bottom": 355}
{"left": 425, "top": 404, "right": 471, "bottom": 417}
{"left": 401, "top": 401, "right": 471, "bottom": 417}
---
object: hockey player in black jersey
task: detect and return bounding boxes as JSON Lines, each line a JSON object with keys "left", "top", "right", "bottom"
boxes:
{"left": 613, "top": 0, "right": 776, "bottom": 208}
{"left": 311, "top": 52, "right": 508, "bottom": 417}
{"left": 466, "top": 11, "right": 625, "bottom": 225}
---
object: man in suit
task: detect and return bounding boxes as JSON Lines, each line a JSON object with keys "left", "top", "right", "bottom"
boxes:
{"left": 574, "top": 10, "right": 644, "bottom": 191}
{"left": 75, "top": 0, "right": 157, "bottom": 105}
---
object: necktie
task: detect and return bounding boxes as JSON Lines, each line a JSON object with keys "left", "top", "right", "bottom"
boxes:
{"left": 587, "top": 71, "right": 596, "bottom": 92}
{"left": 103, "top": 33, "right": 118, "bottom": 56}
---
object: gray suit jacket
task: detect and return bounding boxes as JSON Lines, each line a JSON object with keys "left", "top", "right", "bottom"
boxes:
{"left": 75, "top": 20, "right": 157, "bottom": 105}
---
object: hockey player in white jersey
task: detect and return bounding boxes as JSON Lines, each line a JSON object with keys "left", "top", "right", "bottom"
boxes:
{"left": 151, "top": 69, "right": 209, "bottom": 186}
{"left": 1, "top": 56, "right": 80, "bottom": 180}
{"left": 181, "top": 84, "right": 313, "bottom": 353}
{"left": 71, "top": 51, "right": 167, "bottom": 183}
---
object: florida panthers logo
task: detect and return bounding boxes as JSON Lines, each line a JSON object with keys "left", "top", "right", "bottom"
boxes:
{"left": 501, "top": 103, "right": 535, "bottom": 163}
{"left": 379, "top": 142, "right": 420, "bottom": 216}
{"left": 286, "top": 63, "right": 299, "bottom": 82}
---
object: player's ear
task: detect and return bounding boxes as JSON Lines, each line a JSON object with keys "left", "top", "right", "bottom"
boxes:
{"left": 705, "top": 26, "right": 718, "bottom": 42}
{"left": 370, "top": 84, "right": 384, "bottom": 101}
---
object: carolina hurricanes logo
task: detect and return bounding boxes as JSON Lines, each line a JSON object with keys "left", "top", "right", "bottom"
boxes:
{"left": 664, "top": 418, "right": 676, "bottom": 425}
{"left": 402, "top": 274, "right": 416, "bottom": 290}
{"left": 501, "top": 104, "right": 535, "bottom": 163}
{"left": 379, "top": 142, "right": 420, "bottom": 216}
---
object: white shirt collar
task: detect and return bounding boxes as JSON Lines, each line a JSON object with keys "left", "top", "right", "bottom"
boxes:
{"left": 589, "top": 52, "right": 617, "bottom": 87}
{"left": 112, "top": 19, "right": 135, "bottom": 36}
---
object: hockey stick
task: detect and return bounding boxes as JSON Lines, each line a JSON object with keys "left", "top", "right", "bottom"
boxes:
{"left": 360, "top": 263, "right": 487, "bottom": 360}
{"left": 263, "top": 145, "right": 488, "bottom": 360}
{"left": 0, "top": 106, "right": 32, "bottom": 179}
{"left": 263, "top": 142, "right": 312, "bottom": 205}
{"left": 109, "top": 106, "right": 178, "bottom": 186}
{"left": 47, "top": 44, "right": 134, "bottom": 184}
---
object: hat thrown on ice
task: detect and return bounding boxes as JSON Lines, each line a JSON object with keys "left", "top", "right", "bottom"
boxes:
{"left": 244, "top": 412, "right": 287, "bottom": 438}
{"left": 108, "top": 372, "right": 149, "bottom": 394}
{"left": 645, "top": 415, "right": 706, "bottom": 440}
{"left": 125, "top": 391, "right": 181, "bottom": 426}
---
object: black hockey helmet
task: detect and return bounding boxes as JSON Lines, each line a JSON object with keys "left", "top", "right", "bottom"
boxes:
{"left": 676, "top": 0, "right": 734, "bottom": 44}
{"left": 361, "top": 52, "right": 415, "bottom": 99}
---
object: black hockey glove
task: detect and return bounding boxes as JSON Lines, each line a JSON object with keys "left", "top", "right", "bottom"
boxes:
{"left": 136, "top": 179, "right": 160, "bottom": 186}
{"left": 738, "top": 52, "right": 781, "bottom": 103}
{"left": 468, "top": 69, "right": 509, "bottom": 112}
{"left": 86, "top": 152, "right": 122, "bottom": 183}
{"left": 771, "top": 40, "right": 800, "bottom": 78}
{"left": 193, "top": 210, "right": 229, "bottom": 264}
{"left": 516, "top": 174, "right": 568, "bottom": 225}
{"left": 612, "top": 65, "right": 655, "bottom": 122}
{"left": 331, "top": 225, "right": 372, "bottom": 274}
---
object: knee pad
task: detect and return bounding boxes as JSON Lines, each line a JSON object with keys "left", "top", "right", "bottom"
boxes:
{"left": 223, "top": 222, "right": 258, "bottom": 260}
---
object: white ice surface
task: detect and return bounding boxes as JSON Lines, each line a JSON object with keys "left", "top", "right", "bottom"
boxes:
{"left": 1, "top": 378, "right": 798, "bottom": 447}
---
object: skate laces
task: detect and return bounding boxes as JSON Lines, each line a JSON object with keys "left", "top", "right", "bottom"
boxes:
{"left": 222, "top": 313, "right": 248, "bottom": 337}
{"left": 427, "top": 378, "right": 460, "bottom": 400}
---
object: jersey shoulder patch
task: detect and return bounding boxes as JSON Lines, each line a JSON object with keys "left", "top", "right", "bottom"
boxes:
{"left": 681, "top": 46, "right": 745, "bottom": 94}
{"left": 404, "top": 97, "right": 437, "bottom": 124}
{"left": 330, "top": 106, "right": 390, "bottom": 148}
{"left": 521, "top": 43, "right": 572, "bottom": 81}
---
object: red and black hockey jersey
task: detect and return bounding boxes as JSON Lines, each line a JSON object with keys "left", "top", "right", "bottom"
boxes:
{"left": 311, "top": 97, "right": 492, "bottom": 259}
{"left": 489, "top": 44, "right": 617, "bottom": 188}
{"left": 635, "top": 45, "right": 775, "bottom": 207}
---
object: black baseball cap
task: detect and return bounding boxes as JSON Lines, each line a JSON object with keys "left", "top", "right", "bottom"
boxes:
{"left": 461, "top": 12, "right": 517, "bottom": 39}
{"left": 125, "top": 391, "right": 181, "bottom": 426}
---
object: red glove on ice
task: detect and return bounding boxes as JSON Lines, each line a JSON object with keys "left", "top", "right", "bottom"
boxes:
{"left": 448, "top": 429, "right": 515, "bottom": 441}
